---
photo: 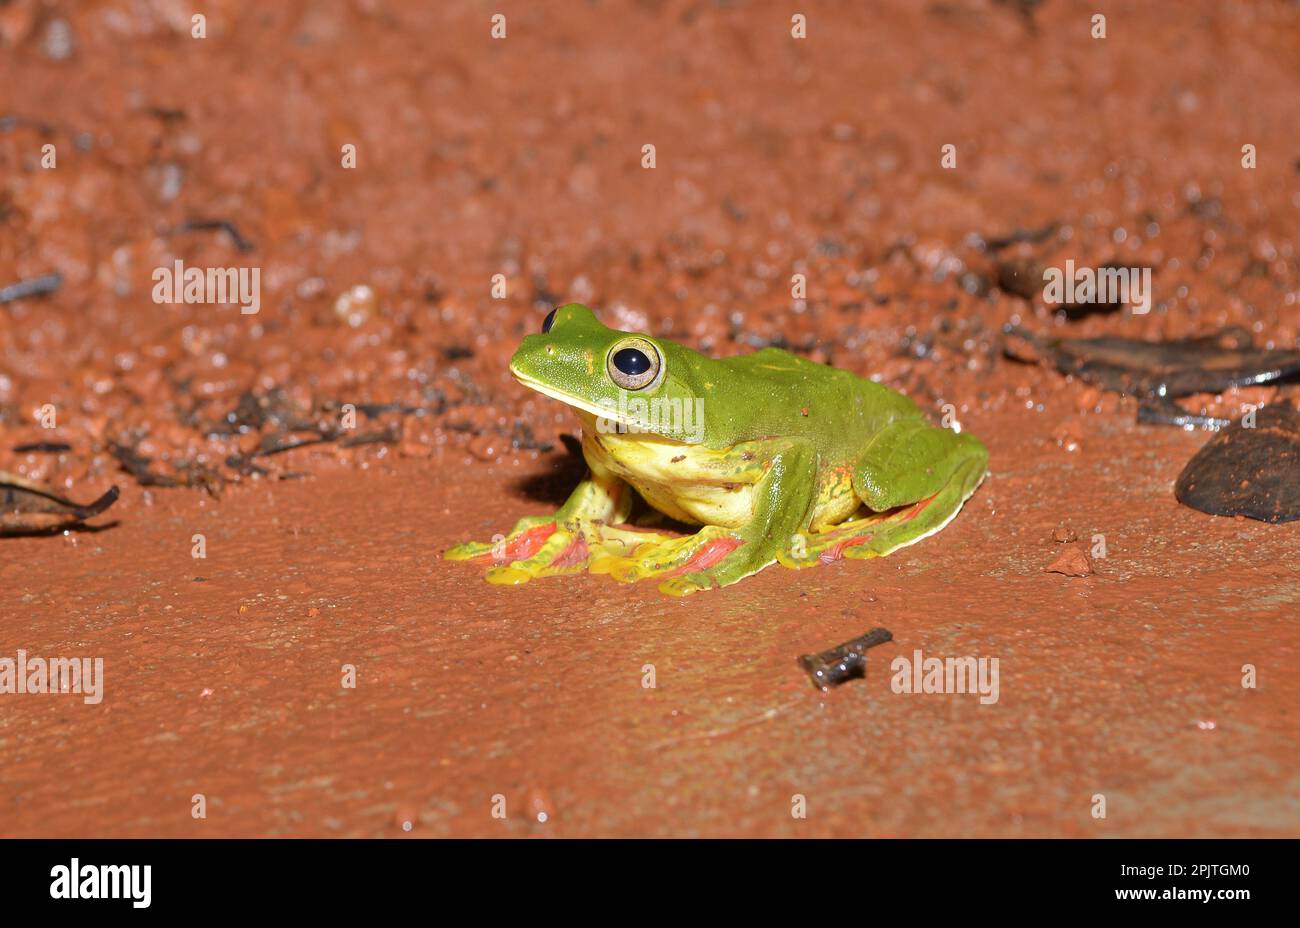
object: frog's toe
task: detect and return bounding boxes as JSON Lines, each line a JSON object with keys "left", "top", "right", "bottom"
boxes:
{"left": 839, "top": 543, "right": 882, "bottom": 560}
{"left": 588, "top": 551, "right": 653, "bottom": 583}
{"left": 484, "top": 564, "right": 535, "bottom": 585}
{"left": 444, "top": 519, "right": 557, "bottom": 564}
{"left": 444, "top": 539, "right": 494, "bottom": 561}
{"left": 591, "top": 538, "right": 691, "bottom": 582}
{"left": 657, "top": 573, "right": 713, "bottom": 596}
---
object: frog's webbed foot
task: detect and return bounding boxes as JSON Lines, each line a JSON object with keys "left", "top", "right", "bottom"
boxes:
{"left": 775, "top": 498, "right": 952, "bottom": 567}
{"left": 482, "top": 522, "right": 594, "bottom": 585}
{"left": 656, "top": 534, "right": 760, "bottom": 596}
{"left": 779, "top": 498, "right": 943, "bottom": 567}
{"left": 588, "top": 525, "right": 743, "bottom": 586}
{"left": 444, "top": 469, "right": 634, "bottom": 585}
{"left": 444, "top": 515, "right": 578, "bottom": 583}
{"left": 447, "top": 517, "right": 650, "bottom": 585}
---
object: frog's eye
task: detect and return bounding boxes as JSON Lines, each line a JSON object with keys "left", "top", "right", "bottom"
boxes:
{"left": 542, "top": 308, "right": 558, "bottom": 333}
{"left": 607, "top": 337, "right": 663, "bottom": 391}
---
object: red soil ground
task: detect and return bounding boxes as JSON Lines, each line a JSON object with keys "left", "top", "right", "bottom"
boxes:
{"left": 1, "top": 0, "right": 1297, "bottom": 835}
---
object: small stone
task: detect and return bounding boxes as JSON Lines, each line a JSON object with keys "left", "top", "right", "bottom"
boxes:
{"left": 1045, "top": 545, "right": 1092, "bottom": 577}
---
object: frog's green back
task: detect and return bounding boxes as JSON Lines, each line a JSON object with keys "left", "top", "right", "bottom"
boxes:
{"left": 677, "top": 345, "right": 926, "bottom": 452}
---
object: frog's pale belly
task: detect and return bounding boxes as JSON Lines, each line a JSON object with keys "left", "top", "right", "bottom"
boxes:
{"left": 634, "top": 477, "right": 754, "bottom": 527}
{"left": 580, "top": 421, "right": 861, "bottom": 531}
{"left": 582, "top": 425, "right": 757, "bottom": 527}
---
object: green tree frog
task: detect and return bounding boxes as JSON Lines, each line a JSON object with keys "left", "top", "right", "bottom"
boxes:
{"left": 446, "top": 304, "right": 988, "bottom": 596}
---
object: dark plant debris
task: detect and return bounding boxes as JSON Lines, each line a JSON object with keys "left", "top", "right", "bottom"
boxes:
{"left": 981, "top": 221, "right": 1060, "bottom": 252}
{"left": 12, "top": 442, "right": 73, "bottom": 454}
{"left": 108, "top": 441, "right": 225, "bottom": 494}
{"left": 176, "top": 218, "right": 255, "bottom": 253}
{"left": 0, "top": 272, "right": 63, "bottom": 304}
{"left": 995, "top": 259, "right": 1140, "bottom": 318}
{"left": 799, "top": 627, "right": 894, "bottom": 692}
{"left": 111, "top": 383, "right": 415, "bottom": 492}
{"left": 1006, "top": 325, "right": 1300, "bottom": 427}
{"left": 1, "top": 472, "right": 120, "bottom": 535}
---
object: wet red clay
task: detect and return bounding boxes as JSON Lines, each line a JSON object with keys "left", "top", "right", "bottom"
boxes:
{"left": 1, "top": 1, "right": 1298, "bottom": 836}
{"left": 3, "top": 412, "right": 1297, "bottom": 837}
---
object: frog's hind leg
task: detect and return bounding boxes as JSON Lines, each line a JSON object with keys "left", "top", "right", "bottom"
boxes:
{"left": 839, "top": 456, "right": 985, "bottom": 559}
{"left": 834, "top": 420, "right": 988, "bottom": 561}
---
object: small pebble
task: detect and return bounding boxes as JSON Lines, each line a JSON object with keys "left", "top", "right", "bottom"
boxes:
{"left": 1045, "top": 544, "right": 1092, "bottom": 577}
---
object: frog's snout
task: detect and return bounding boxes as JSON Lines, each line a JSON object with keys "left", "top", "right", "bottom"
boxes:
{"left": 506, "top": 345, "right": 525, "bottom": 379}
{"left": 508, "top": 336, "right": 534, "bottom": 368}
{"left": 510, "top": 334, "right": 580, "bottom": 383}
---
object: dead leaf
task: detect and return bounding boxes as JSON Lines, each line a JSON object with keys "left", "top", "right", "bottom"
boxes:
{"left": 1005, "top": 326, "right": 1300, "bottom": 398}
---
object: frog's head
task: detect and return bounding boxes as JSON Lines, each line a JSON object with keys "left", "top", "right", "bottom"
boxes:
{"left": 509, "top": 303, "right": 708, "bottom": 444}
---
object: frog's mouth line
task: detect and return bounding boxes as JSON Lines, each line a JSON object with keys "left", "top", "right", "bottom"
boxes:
{"left": 511, "top": 368, "right": 620, "bottom": 420}
{"left": 511, "top": 367, "right": 685, "bottom": 441}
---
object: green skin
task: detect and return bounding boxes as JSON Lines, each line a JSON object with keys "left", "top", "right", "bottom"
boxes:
{"left": 446, "top": 303, "right": 988, "bottom": 596}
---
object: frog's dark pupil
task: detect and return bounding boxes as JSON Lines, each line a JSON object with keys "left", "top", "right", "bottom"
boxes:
{"left": 613, "top": 348, "right": 651, "bottom": 376}
{"left": 542, "top": 308, "right": 558, "bottom": 333}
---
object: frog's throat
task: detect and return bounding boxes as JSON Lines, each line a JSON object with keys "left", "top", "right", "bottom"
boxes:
{"left": 511, "top": 368, "right": 684, "bottom": 441}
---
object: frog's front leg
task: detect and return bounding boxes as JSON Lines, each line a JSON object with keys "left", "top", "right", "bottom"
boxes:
{"left": 655, "top": 441, "right": 818, "bottom": 596}
{"left": 444, "top": 462, "right": 634, "bottom": 585}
